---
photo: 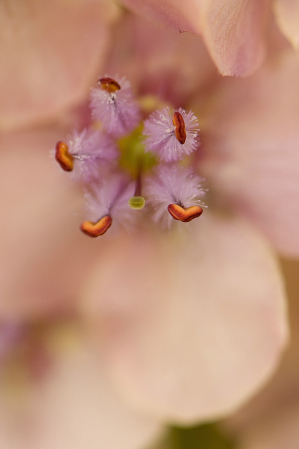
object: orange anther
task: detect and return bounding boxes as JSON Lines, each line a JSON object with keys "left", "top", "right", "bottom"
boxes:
{"left": 55, "top": 141, "right": 74, "bottom": 172}
{"left": 173, "top": 112, "right": 186, "bottom": 144}
{"left": 80, "top": 215, "right": 112, "bottom": 237}
{"left": 98, "top": 77, "right": 121, "bottom": 93}
{"left": 168, "top": 204, "right": 203, "bottom": 222}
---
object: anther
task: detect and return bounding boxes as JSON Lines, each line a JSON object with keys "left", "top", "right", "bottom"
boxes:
{"left": 173, "top": 112, "right": 186, "bottom": 144}
{"left": 80, "top": 215, "right": 112, "bottom": 237}
{"left": 168, "top": 204, "right": 203, "bottom": 222}
{"left": 97, "top": 77, "right": 121, "bottom": 93}
{"left": 55, "top": 141, "right": 74, "bottom": 172}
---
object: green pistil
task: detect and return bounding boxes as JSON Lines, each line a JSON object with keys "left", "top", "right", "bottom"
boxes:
{"left": 118, "top": 125, "right": 157, "bottom": 178}
{"left": 128, "top": 196, "right": 146, "bottom": 210}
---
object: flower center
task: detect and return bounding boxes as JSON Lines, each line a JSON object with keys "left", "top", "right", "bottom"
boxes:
{"left": 53, "top": 76, "right": 205, "bottom": 236}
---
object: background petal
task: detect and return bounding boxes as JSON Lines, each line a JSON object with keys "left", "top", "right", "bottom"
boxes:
{"left": 0, "top": 125, "right": 108, "bottom": 319}
{"left": 0, "top": 322, "right": 162, "bottom": 449}
{"left": 223, "top": 259, "right": 299, "bottom": 449}
{"left": 81, "top": 212, "right": 288, "bottom": 423}
{"left": 0, "top": 0, "right": 118, "bottom": 131}
{"left": 274, "top": 0, "right": 299, "bottom": 50}
{"left": 200, "top": 48, "right": 299, "bottom": 257}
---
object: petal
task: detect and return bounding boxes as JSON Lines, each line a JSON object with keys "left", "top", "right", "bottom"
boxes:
{"left": 0, "top": 323, "right": 162, "bottom": 449}
{"left": 274, "top": 0, "right": 299, "bottom": 50}
{"left": 81, "top": 212, "right": 288, "bottom": 423}
{"left": 223, "top": 259, "right": 299, "bottom": 441}
{"left": 0, "top": 126, "right": 105, "bottom": 319}
{"left": 200, "top": 49, "right": 299, "bottom": 257}
{"left": 0, "top": 0, "right": 118, "bottom": 131}
{"left": 104, "top": 12, "right": 217, "bottom": 108}
{"left": 118, "top": 0, "right": 200, "bottom": 33}
{"left": 119, "top": 0, "right": 270, "bottom": 76}
{"left": 236, "top": 406, "right": 299, "bottom": 449}
{"left": 199, "top": 0, "right": 270, "bottom": 76}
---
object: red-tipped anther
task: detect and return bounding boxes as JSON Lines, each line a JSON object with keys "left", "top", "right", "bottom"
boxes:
{"left": 173, "top": 111, "right": 186, "bottom": 144}
{"left": 97, "top": 77, "right": 121, "bottom": 93}
{"left": 80, "top": 215, "right": 112, "bottom": 237}
{"left": 168, "top": 204, "right": 203, "bottom": 222}
{"left": 55, "top": 141, "right": 74, "bottom": 172}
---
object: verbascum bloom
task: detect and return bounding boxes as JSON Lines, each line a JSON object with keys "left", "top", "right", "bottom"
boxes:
{"left": 0, "top": 1, "right": 298, "bottom": 448}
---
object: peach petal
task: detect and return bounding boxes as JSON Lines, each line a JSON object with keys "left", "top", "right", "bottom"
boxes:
{"left": 81, "top": 212, "right": 288, "bottom": 423}
{"left": 119, "top": 0, "right": 269, "bottom": 76}
{"left": 200, "top": 49, "right": 299, "bottom": 257}
{"left": 118, "top": 0, "right": 200, "bottom": 33}
{"left": 0, "top": 324, "right": 162, "bottom": 449}
{"left": 199, "top": 0, "right": 270, "bottom": 76}
{"left": 0, "top": 0, "right": 118, "bottom": 131}
{"left": 274, "top": 0, "right": 299, "bottom": 50}
{"left": 0, "top": 126, "right": 108, "bottom": 319}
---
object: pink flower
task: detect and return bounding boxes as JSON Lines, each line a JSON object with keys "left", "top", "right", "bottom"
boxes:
{"left": 1, "top": 3, "right": 298, "bottom": 448}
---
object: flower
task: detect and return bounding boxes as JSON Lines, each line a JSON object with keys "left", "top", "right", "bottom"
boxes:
{"left": 1, "top": 3, "right": 298, "bottom": 448}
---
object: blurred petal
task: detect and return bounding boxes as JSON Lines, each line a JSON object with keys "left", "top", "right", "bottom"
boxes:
{"left": 81, "top": 212, "right": 288, "bottom": 423}
{"left": 120, "top": 0, "right": 270, "bottom": 76}
{"left": 201, "top": 49, "right": 299, "bottom": 257}
{"left": 0, "top": 0, "right": 118, "bottom": 131}
{"left": 238, "top": 405, "right": 299, "bottom": 449}
{"left": 0, "top": 126, "right": 105, "bottom": 319}
{"left": 274, "top": 0, "right": 299, "bottom": 49}
{"left": 0, "top": 323, "right": 162, "bottom": 449}
{"left": 198, "top": 0, "right": 270, "bottom": 77}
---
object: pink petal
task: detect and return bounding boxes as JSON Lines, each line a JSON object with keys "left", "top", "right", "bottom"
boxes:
{"left": 81, "top": 212, "right": 288, "bottom": 423}
{"left": 0, "top": 126, "right": 106, "bottom": 319}
{"left": 0, "top": 323, "right": 162, "bottom": 449}
{"left": 0, "top": 0, "right": 118, "bottom": 131}
{"left": 274, "top": 0, "right": 299, "bottom": 49}
{"left": 199, "top": 0, "right": 270, "bottom": 76}
{"left": 200, "top": 48, "right": 299, "bottom": 257}
{"left": 119, "top": 0, "right": 270, "bottom": 76}
{"left": 118, "top": 0, "right": 200, "bottom": 33}
{"left": 104, "top": 12, "right": 217, "bottom": 108}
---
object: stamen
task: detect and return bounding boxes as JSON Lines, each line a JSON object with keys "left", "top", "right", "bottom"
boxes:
{"left": 168, "top": 204, "right": 203, "bottom": 222}
{"left": 55, "top": 141, "right": 74, "bottom": 172}
{"left": 80, "top": 215, "right": 112, "bottom": 237}
{"left": 97, "top": 77, "right": 121, "bottom": 93}
{"left": 173, "top": 111, "right": 186, "bottom": 144}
